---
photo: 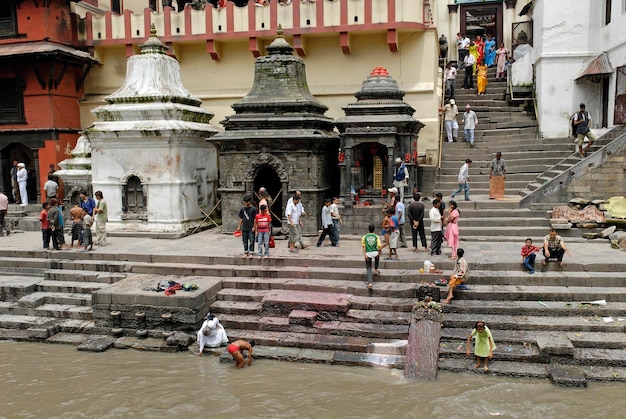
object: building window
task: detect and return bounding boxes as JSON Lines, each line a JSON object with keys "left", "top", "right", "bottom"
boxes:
{"left": 0, "top": 79, "right": 24, "bottom": 124}
{"left": 0, "top": 2, "right": 17, "bottom": 38}
{"left": 122, "top": 176, "right": 147, "bottom": 220}
{"left": 605, "top": 0, "right": 612, "bottom": 24}
{"left": 149, "top": 0, "right": 157, "bottom": 11}
{"left": 111, "top": 0, "right": 121, "bottom": 14}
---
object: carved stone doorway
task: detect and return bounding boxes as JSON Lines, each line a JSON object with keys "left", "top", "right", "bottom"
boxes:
{"left": 253, "top": 166, "right": 283, "bottom": 227}
{"left": 1, "top": 142, "right": 37, "bottom": 203}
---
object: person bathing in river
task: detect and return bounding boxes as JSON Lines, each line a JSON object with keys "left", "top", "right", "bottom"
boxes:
{"left": 197, "top": 314, "right": 229, "bottom": 356}
{"left": 466, "top": 321, "right": 496, "bottom": 371}
{"left": 228, "top": 339, "right": 255, "bottom": 368}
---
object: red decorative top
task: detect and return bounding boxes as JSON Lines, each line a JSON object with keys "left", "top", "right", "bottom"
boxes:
{"left": 370, "top": 66, "right": 389, "bottom": 77}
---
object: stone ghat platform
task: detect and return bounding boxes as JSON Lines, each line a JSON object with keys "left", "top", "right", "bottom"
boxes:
{"left": 1, "top": 230, "right": 626, "bottom": 386}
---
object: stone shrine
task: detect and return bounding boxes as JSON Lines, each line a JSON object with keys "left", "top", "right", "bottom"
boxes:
{"left": 335, "top": 67, "right": 424, "bottom": 205}
{"left": 85, "top": 27, "right": 220, "bottom": 237}
{"left": 55, "top": 134, "right": 93, "bottom": 205}
{"left": 209, "top": 29, "right": 339, "bottom": 234}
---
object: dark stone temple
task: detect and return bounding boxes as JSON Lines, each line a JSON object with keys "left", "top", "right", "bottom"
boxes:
{"left": 208, "top": 30, "right": 338, "bottom": 234}
{"left": 335, "top": 67, "right": 424, "bottom": 206}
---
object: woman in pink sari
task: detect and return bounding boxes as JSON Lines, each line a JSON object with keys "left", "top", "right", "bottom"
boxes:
{"left": 444, "top": 200, "right": 460, "bottom": 259}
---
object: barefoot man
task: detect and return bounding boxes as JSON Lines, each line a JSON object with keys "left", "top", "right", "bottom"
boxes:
{"left": 228, "top": 339, "right": 255, "bottom": 368}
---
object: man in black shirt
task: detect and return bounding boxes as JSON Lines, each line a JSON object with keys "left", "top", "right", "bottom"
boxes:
{"left": 407, "top": 192, "right": 428, "bottom": 252}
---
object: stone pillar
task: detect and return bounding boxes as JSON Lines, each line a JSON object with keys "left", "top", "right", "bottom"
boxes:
{"left": 344, "top": 145, "right": 353, "bottom": 206}
{"left": 387, "top": 147, "right": 395, "bottom": 189}
{"left": 404, "top": 299, "right": 443, "bottom": 380}
{"left": 33, "top": 149, "right": 40, "bottom": 204}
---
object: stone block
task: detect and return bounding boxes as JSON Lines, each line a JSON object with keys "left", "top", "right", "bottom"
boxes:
{"left": 581, "top": 232, "right": 598, "bottom": 239}
{"left": 288, "top": 310, "right": 318, "bottom": 326}
{"left": 547, "top": 364, "right": 587, "bottom": 387}
{"left": 77, "top": 335, "right": 116, "bottom": 352}
{"left": 536, "top": 333, "right": 574, "bottom": 356}
{"left": 262, "top": 290, "right": 350, "bottom": 317}
{"left": 551, "top": 223, "right": 572, "bottom": 230}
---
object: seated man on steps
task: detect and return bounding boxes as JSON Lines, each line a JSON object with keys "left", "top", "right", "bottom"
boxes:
{"left": 443, "top": 248, "right": 469, "bottom": 304}
{"left": 542, "top": 229, "right": 572, "bottom": 268}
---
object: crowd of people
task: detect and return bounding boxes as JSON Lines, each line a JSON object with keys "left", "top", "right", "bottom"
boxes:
{"left": 37, "top": 190, "right": 108, "bottom": 252}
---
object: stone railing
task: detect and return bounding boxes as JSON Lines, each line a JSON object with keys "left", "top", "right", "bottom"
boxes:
{"left": 75, "top": 0, "right": 428, "bottom": 57}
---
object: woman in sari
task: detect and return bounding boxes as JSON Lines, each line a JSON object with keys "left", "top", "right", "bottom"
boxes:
{"left": 475, "top": 36, "right": 485, "bottom": 67}
{"left": 476, "top": 60, "right": 488, "bottom": 95}
{"left": 495, "top": 43, "right": 509, "bottom": 79}
{"left": 444, "top": 200, "right": 460, "bottom": 259}
{"left": 484, "top": 35, "right": 496, "bottom": 67}
{"left": 468, "top": 41, "right": 478, "bottom": 75}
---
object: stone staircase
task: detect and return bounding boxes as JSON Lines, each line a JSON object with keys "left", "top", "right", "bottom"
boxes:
{"left": 2, "top": 248, "right": 626, "bottom": 384}
{"left": 437, "top": 67, "right": 584, "bottom": 241}
{"left": 519, "top": 124, "right": 626, "bottom": 202}
{"left": 438, "top": 262, "right": 626, "bottom": 386}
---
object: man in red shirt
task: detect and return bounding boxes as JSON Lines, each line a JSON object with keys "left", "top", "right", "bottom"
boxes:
{"left": 39, "top": 202, "right": 52, "bottom": 250}
{"left": 254, "top": 204, "right": 272, "bottom": 258}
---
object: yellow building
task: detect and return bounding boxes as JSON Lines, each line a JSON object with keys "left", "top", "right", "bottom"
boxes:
{"left": 72, "top": 0, "right": 441, "bottom": 154}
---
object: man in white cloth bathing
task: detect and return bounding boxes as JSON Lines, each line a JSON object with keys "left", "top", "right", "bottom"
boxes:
{"left": 197, "top": 313, "right": 229, "bottom": 356}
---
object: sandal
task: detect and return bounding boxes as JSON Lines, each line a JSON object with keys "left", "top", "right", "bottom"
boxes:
{"left": 367, "top": 282, "right": 373, "bottom": 290}
{"left": 373, "top": 270, "right": 380, "bottom": 275}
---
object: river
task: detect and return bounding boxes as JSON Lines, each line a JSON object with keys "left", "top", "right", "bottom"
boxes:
{"left": 1, "top": 341, "right": 624, "bottom": 418}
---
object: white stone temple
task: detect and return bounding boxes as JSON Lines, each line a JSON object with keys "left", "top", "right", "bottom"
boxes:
{"left": 85, "top": 26, "right": 220, "bottom": 237}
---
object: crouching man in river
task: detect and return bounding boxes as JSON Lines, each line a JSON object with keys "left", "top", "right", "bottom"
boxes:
{"left": 228, "top": 339, "right": 255, "bottom": 368}
{"left": 197, "top": 314, "right": 228, "bottom": 356}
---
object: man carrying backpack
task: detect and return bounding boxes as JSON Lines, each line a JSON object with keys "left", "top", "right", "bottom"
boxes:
{"left": 573, "top": 103, "right": 597, "bottom": 158}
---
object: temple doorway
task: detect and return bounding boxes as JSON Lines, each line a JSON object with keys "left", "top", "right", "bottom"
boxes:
{"left": 353, "top": 142, "right": 388, "bottom": 192}
{"left": 1, "top": 142, "right": 36, "bottom": 203}
{"left": 253, "top": 165, "right": 283, "bottom": 227}
{"left": 460, "top": 2, "right": 503, "bottom": 47}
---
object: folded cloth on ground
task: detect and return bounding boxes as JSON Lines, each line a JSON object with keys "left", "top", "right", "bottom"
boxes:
{"left": 551, "top": 205, "right": 605, "bottom": 223}
{"left": 604, "top": 196, "right": 626, "bottom": 219}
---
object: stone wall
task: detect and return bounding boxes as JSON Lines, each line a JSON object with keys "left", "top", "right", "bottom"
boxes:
{"left": 567, "top": 147, "right": 626, "bottom": 198}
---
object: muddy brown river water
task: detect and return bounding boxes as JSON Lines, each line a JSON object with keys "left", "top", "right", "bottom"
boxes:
{"left": 1, "top": 341, "right": 624, "bottom": 418}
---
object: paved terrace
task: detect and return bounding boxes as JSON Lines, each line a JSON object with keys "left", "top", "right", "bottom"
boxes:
{"left": 0, "top": 225, "right": 620, "bottom": 266}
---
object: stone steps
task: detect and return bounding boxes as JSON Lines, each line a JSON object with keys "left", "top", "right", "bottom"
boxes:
{"left": 439, "top": 339, "right": 548, "bottom": 363}
{"left": 36, "top": 280, "right": 109, "bottom": 294}
{"left": 444, "top": 285, "right": 626, "bottom": 303}
{"left": 18, "top": 291, "right": 92, "bottom": 308}
{"left": 438, "top": 358, "right": 550, "bottom": 379}
{"left": 443, "top": 312, "right": 625, "bottom": 334}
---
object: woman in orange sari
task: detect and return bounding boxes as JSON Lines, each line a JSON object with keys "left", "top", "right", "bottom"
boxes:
{"left": 476, "top": 60, "right": 488, "bottom": 95}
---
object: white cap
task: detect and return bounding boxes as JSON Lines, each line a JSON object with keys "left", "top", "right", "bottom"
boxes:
{"left": 388, "top": 187, "right": 398, "bottom": 194}
{"left": 449, "top": 99, "right": 455, "bottom": 105}
{"left": 17, "top": 163, "right": 25, "bottom": 167}
{"left": 394, "top": 157, "right": 402, "bottom": 164}
{"left": 466, "top": 104, "right": 471, "bottom": 109}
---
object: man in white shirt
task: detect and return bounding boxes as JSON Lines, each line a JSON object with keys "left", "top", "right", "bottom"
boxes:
{"left": 442, "top": 99, "right": 459, "bottom": 142}
{"left": 462, "top": 53, "right": 475, "bottom": 89}
{"left": 429, "top": 199, "right": 443, "bottom": 255}
{"left": 316, "top": 198, "right": 337, "bottom": 247}
{"left": 458, "top": 33, "right": 470, "bottom": 63}
{"left": 444, "top": 63, "right": 457, "bottom": 100}
{"left": 450, "top": 159, "right": 472, "bottom": 201}
{"left": 286, "top": 190, "right": 307, "bottom": 249}
{"left": 395, "top": 199, "right": 407, "bottom": 248}
{"left": 16, "top": 163, "right": 28, "bottom": 206}
{"left": 329, "top": 196, "right": 342, "bottom": 245}
{"left": 462, "top": 104, "right": 478, "bottom": 146}
{"left": 286, "top": 194, "right": 303, "bottom": 253}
